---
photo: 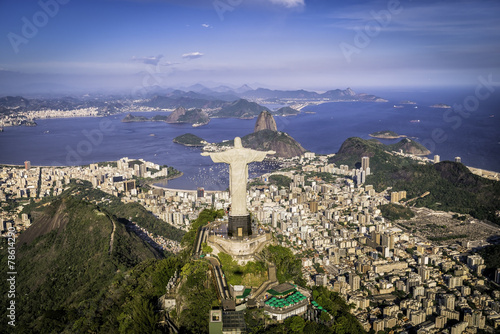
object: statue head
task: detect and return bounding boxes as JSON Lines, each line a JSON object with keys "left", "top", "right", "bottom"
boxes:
{"left": 234, "top": 137, "right": 243, "bottom": 148}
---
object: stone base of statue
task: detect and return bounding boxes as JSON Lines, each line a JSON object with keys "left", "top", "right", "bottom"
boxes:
{"left": 228, "top": 215, "right": 252, "bottom": 238}
{"left": 206, "top": 220, "right": 273, "bottom": 265}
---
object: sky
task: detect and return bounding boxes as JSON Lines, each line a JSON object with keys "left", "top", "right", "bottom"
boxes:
{"left": 0, "top": 0, "right": 499, "bottom": 94}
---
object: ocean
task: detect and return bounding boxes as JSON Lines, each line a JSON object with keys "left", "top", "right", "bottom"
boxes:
{"left": 0, "top": 87, "right": 499, "bottom": 190}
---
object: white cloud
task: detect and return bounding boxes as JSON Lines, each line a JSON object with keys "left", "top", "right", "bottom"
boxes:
{"left": 182, "top": 52, "right": 204, "bottom": 60}
{"left": 269, "top": 0, "right": 304, "bottom": 8}
{"left": 201, "top": 23, "right": 211, "bottom": 28}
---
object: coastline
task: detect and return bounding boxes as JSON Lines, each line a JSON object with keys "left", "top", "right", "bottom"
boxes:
{"left": 145, "top": 171, "right": 184, "bottom": 187}
{"left": 0, "top": 163, "right": 189, "bottom": 186}
{"left": 4, "top": 160, "right": 498, "bottom": 187}
{"left": 149, "top": 171, "right": 228, "bottom": 194}
{"left": 149, "top": 183, "right": 223, "bottom": 194}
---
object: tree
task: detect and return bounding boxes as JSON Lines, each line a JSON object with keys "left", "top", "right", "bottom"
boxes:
{"left": 183, "top": 209, "right": 224, "bottom": 247}
{"left": 285, "top": 316, "right": 305, "bottom": 333}
{"left": 269, "top": 174, "right": 293, "bottom": 189}
{"left": 130, "top": 298, "right": 160, "bottom": 334}
{"left": 319, "top": 311, "right": 331, "bottom": 323}
{"left": 201, "top": 242, "right": 213, "bottom": 254}
{"left": 260, "top": 245, "right": 304, "bottom": 284}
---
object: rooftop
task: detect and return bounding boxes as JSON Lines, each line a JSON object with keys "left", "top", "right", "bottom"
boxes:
{"left": 266, "top": 282, "right": 296, "bottom": 296}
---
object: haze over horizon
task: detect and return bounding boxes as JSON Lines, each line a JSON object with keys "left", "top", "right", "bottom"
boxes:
{"left": 0, "top": 0, "right": 499, "bottom": 95}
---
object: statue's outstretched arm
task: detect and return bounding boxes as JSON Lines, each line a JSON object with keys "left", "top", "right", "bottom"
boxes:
{"left": 201, "top": 152, "right": 210, "bottom": 156}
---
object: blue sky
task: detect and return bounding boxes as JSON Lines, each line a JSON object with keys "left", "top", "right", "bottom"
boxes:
{"left": 0, "top": 0, "right": 499, "bottom": 93}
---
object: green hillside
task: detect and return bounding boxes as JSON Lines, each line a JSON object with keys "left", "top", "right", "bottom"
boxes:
{"left": 60, "top": 181, "right": 185, "bottom": 241}
{"left": 331, "top": 137, "right": 500, "bottom": 225}
{"left": 1, "top": 193, "right": 167, "bottom": 333}
{"left": 173, "top": 133, "right": 206, "bottom": 146}
{"left": 0, "top": 184, "right": 217, "bottom": 333}
{"left": 387, "top": 138, "right": 431, "bottom": 155}
{"left": 330, "top": 137, "right": 416, "bottom": 171}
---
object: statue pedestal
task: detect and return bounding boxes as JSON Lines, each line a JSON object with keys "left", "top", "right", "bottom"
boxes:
{"left": 207, "top": 223, "right": 272, "bottom": 265}
{"left": 228, "top": 215, "right": 252, "bottom": 238}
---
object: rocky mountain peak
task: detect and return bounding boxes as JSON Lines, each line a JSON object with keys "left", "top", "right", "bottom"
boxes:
{"left": 254, "top": 110, "right": 277, "bottom": 132}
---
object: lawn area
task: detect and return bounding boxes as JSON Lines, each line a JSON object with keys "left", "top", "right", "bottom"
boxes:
{"left": 218, "top": 253, "right": 268, "bottom": 287}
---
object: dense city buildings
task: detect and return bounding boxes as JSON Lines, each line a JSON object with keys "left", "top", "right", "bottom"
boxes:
{"left": 2, "top": 150, "right": 500, "bottom": 333}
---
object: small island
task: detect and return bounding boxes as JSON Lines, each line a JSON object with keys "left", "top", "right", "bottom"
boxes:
{"left": 430, "top": 103, "right": 451, "bottom": 109}
{"left": 369, "top": 130, "right": 406, "bottom": 139}
{"left": 400, "top": 100, "right": 417, "bottom": 105}
{"left": 173, "top": 133, "right": 206, "bottom": 147}
{"left": 122, "top": 113, "right": 149, "bottom": 122}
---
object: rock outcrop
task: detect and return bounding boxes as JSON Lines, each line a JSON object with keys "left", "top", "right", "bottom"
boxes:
{"left": 254, "top": 110, "right": 277, "bottom": 132}
{"left": 165, "top": 107, "right": 186, "bottom": 123}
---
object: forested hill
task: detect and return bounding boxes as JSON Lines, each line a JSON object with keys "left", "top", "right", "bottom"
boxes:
{"left": 331, "top": 137, "right": 500, "bottom": 225}
{"left": 2, "top": 190, "right": 166, "bottom": 332}
{"left": 0, "top": 182, "right": 215, "bottom": 333}
{"left": 61, "top": 181, "right": 185, "bottom": 241}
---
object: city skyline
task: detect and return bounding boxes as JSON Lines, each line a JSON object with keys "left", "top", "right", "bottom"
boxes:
{"left": 0, "top": 0, "right": 499, "bottom": 94}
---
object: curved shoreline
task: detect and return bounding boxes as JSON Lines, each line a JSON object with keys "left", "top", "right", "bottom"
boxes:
{"left": 149, "top": 171, "right": 230, "bottom": 193}
{"left": 144, "top": 171, "right": 183, "bottom": 186}
{"left": 150, "top": 183, "right": 224, "bottom": 193}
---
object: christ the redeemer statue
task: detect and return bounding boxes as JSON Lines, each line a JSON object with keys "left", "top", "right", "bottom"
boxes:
{"left": 201, "top": 137, "right": 275, "bottom": 237}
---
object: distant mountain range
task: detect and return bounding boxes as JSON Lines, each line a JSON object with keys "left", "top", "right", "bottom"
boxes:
{"left": 171, "top": 85, "right": 386, "bottom": 102}
{"left": 0, "top": 86, "right": 386, "bottom": 116}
